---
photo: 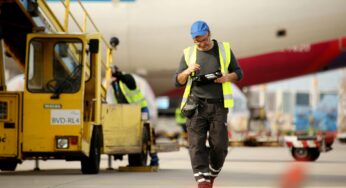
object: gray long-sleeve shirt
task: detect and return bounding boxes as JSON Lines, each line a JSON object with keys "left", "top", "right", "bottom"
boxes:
{"left": 175, "top": 40, "right": 243, "bottom": 99}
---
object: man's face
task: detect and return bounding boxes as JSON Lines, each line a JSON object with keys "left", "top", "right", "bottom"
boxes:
{"left": 194, "top": 33, "right": 212, "bottom": 51}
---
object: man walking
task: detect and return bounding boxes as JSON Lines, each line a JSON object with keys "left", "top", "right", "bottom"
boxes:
{"left": 175, "top": 20, "right": 243, "bottom": 188}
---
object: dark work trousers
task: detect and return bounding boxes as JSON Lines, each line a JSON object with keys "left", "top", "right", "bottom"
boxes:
{"left": 186, "top": 100, "right": 229, "bottom": 183}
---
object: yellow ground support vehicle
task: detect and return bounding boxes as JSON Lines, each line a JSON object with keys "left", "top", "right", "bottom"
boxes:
{"left": 0, "top": 0, "right": 177, "bottom": 174}
{"left": 0, "top": 32, "right": 160, "bottom": 174}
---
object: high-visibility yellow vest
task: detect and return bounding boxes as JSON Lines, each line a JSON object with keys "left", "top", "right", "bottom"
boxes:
{"left": 119, "top": 80, "right": 148, "bottom": 108}
{"left": 175, "top": 108, "right": 187, "bottom": 124}
{"left": 180, "top": 42, "right": 234, "bottom": 109}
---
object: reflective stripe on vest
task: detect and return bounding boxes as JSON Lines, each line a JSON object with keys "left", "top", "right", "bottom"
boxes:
{"left": 180, "top": 42, "right": 234, "bottom": 109}
{"left": 119, "top": 81, "right": 148, "bottom": 108}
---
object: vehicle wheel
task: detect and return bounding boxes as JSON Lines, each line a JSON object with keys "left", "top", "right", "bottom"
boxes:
{"left": 244, "top": 137, "right": 258, "bottom": 147}
{"left": 0, "top": 160, "right": 18, "bottom": 171}
{"left": 128, "top": 127, "right": 149, "bottom": 166}
{"left": 291, "top": 147, "right": 320, "bottom": 162}
{"left": 338, "top": 138, "right": 346, "bottom": 144}
{"left": 81, "top": 127, "right": 101, "bottom": 174}
{"left": 309, "top": 148, "right": 320, "bottom": 161}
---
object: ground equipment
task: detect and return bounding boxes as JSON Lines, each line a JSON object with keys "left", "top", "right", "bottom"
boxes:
{"left": 0, "top": 0, "right": 178, "bottom": 174}
{"left": 284, "top": 95, "right": 337, "bottom": 161}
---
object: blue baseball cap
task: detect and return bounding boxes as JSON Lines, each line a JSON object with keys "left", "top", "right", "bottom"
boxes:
{"left": 190, "top": 20, "right": 209, "bottom": 39}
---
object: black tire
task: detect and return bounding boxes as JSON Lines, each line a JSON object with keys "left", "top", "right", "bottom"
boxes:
{"left": 81, "top": 127, "right": 101, "bottom": 174}
{"left": 291, "top": 147, "right": 320, "bottom": 162}
{"left": 128, "top": 127, "right": 149, "bottom": 166}
{"left": 338, "top": 138, "right": 346, "bottom": 144}
{"left": 244, "top": 137, "right": 258, "bottom": 147}
{"left": 291, "top": 148, "right": 309, "bottom": 161}
{"left": 0, "top": 160, "right": 18, "bottom": 171}
{"left": 309, "top": 148, "right": 320, "bottom": 161}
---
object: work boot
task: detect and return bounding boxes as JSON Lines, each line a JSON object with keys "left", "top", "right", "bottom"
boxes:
{"left": 149, "top": 153, "right": 159, "bottom": 166}
{"left": 198, "top": 182, "right": 211, "bottom": 188}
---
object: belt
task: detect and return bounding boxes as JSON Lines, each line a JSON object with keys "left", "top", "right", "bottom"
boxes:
{"left": 199, "top": 98, "right": 223, "bottom": 104}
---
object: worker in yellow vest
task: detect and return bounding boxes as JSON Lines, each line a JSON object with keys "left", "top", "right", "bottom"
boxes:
{"left": 175, "top": 107, "right": 188, "bottom": 147}
{"left": 110, "top": 65, "right": 159, "bottom": 166}
{"left": 175, "top": 20, "right": 243, "bottom": 188}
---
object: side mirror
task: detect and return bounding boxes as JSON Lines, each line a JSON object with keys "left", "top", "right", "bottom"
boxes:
{"left": 89, "top": 39, "right": 99, "bottom": 53}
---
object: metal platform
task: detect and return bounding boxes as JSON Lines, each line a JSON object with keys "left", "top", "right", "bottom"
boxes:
{"left": 118, "top": 166, "right": 159, "bottom": 172}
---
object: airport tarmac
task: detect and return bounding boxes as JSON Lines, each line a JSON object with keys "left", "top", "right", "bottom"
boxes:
{"left": 1, "top": 141, "right": 346, "bottom": 188}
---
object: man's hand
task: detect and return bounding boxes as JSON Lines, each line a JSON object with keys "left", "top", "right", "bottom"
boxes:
{"left": 177, "top": 64, "right": 201, "bottom": 85}
{"left": 185, "top": 63, "right": 200, "bottom": 75}
{"left": 214, "top": 73, "right": 238, "bottom": 83}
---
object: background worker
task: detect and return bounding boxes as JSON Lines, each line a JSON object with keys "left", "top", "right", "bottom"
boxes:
{"left": 108, "top": 65, "right": 159, "bottom": 166}
{"left": 175, "top": 20, "right": 243, "bottom": 188}
{"left": 175, "top": 107, "right": 188, "bottom": 147}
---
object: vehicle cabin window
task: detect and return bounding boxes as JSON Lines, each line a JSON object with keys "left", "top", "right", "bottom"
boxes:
{"left": 27, "top": 38, "right": 83, "bottom": 93}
